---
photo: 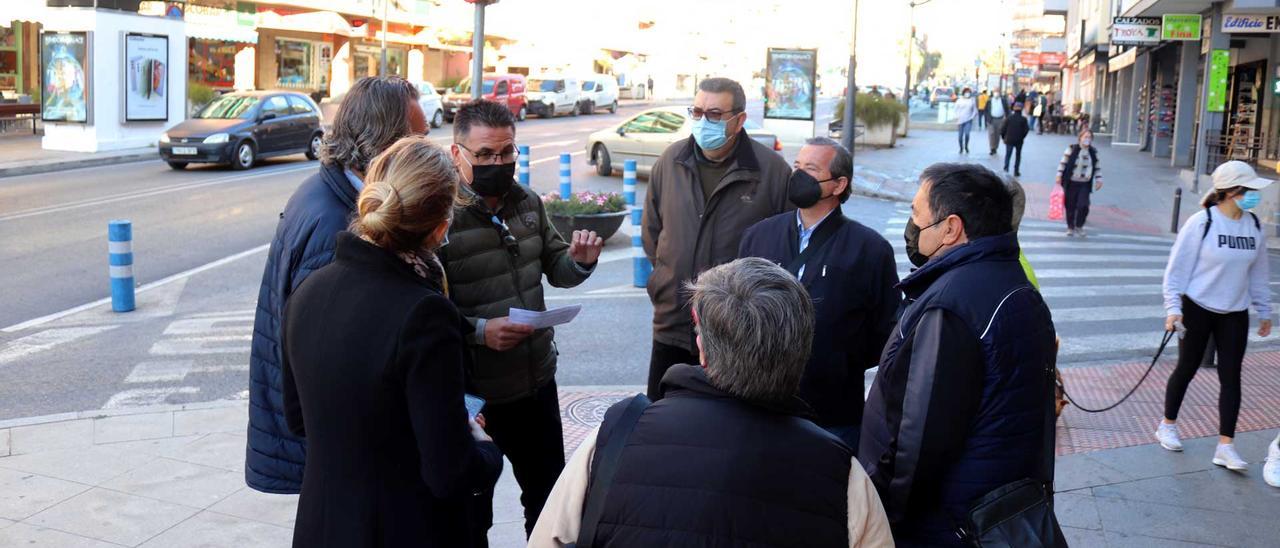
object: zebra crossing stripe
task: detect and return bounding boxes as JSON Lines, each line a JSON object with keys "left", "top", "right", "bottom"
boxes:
{"left": 1059, "top": 331, "right": 1277, "bottom": 357}
{"left": 1051, "top": 303, "right": 1279, "bottom": 323}
{"left": 1019, "top": 254, "right": 1168, "bottom": 264}
{"left": 888, "top": 240, "right": 1173, "bottom": 252}
{"left": 1036, "top": 284, "right": 1162, "bottom": 298}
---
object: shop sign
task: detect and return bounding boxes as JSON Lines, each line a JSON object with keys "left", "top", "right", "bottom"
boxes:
{"left": 1223, "top": 14, "right": 1280, "bottom": 33}
{"left": 1112, "top": 16, "right": 1162, "bottom": 45}
{"left": 40, "top": 31, "right": 91, "bottom": 124}
{"left": 1015, "top": 68, "right": 1035, "bottom": 78}
{"left": 1162, "top": 14, "right": 1202, "bottom": 41}
{"left": 1039, "top": 52, "right": 1066, "bottom": 66}
{"left": 1207, "top": 49, "right": 1229, "bottom": 112}
{"left": 1018, "top": 51, "right": 1040, "bottom": 66}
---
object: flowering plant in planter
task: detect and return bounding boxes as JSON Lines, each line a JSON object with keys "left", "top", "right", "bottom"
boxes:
{"left": 541, "top": 191, "right": 627, "bottom": 216}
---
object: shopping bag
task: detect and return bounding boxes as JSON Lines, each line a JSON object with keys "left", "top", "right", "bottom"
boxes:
{"left": 1047, "top": 184, "right": 1065, "bottom": 221}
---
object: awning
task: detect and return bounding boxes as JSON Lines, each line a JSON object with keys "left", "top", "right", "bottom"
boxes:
{"left": 373, "top": 30, "right": 431, "bottom": 46}
{"left": 257, "top": 11, "right": 358, "bottom": 37}
{"left": 187, "top": 23, "right": 258, "bottom": 44}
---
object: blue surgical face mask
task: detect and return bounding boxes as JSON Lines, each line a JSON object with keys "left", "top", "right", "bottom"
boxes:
{"left": 692, "top": 116, "right": 729, "bottom": 151}
{"left": 1237, "top": 190, "right": 1262, "bottom": 210}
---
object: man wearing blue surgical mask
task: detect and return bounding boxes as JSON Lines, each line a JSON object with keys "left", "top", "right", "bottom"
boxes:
{"left": 641, "top": 77, "right": 793, "bottom": 400}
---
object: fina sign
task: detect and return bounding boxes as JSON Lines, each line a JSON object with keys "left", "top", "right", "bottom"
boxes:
{"left": 1222, "top": 14, "right": 1280, "bottom": 33}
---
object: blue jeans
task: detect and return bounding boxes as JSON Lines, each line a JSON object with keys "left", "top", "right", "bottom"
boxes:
{"left": 825, "top": 425, "right": 861, "bottom": 453}
{"left": 957, "top": 120, "right": 973, "bottom": 151}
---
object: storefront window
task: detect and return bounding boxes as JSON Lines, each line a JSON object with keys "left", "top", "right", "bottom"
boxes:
{"left": 276, "top": 38, "right": 314, "bottom": 89}
{"left": 188, "top": 39, "right": 238, "bottom": 89}
{"left": 353, "top": 45, "right": 407, "bottom": 79}
{"left": 0, "top": 25, "right": 21, "bottom": 92}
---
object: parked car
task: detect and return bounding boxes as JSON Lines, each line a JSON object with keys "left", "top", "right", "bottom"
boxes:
{"left": 159, "top": 90, "right": 323, "bottom": 171}
{"left": 443, "top": 74, "right": 528, "bottom": 122}
{"left": 526, "top": 74, "right": 581, "bottom": 118}
{"left": 585, "top": 106, "right": 781, "bottom": 177}
{"left": 930, "top": 86, "right": 956, "bottom": 107}
{"left": 579, "top": 75, "right": 619, "bottom": 115}
{"left": 412, "top": 80, "right": 445, "bottom": 128}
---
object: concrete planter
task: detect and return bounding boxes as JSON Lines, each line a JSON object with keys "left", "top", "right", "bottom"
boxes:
{"left": 549, "top": 210, "right": 628, "bottom": 241}
{"left": 855, "top": 118, "right": 899, "bottom": 148}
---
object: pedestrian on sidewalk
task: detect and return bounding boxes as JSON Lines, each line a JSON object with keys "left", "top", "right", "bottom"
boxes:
{"left": 985, "top": 91, "right": 1009, "bottom": 155}
{"left": 1265, "top": 432, "right": 1280, "bottom": 487}
{"left": 1056, "top": 131, "right": 1103, "bottom": 237}
{"left": 1001, "top": 102, "right": 1029, "bottom": 177}
{"left": 861, "top": 163, "right": 1059, "bottom": 547}
{"left": 440, "top": 100, "right": 604, "bottom": 543}
{"left": 976, "top": 89, "right": 988, "bottom": 130}
{"left": 738, "top": 137, "right": 900, "bottom": 450}
{"left": 1034, "top": 94, "right": 1047, "bottom": 135}
{"left": 281, "top": 137, "right": 504, "bottom": 548}
{"left": 642, "top": 77, "right": 792, "bottom": 400}
{"left": 1158, "top": 161, "right": 1274, "bottom": 472}
{"left": 530, "top": 258, "right": 894, "bottom": 547}
{"left": 246, "top": 76, "right": 427, "bottom": 495}
{"left": 953, "top": 87, "right": 977, "bottom": 154}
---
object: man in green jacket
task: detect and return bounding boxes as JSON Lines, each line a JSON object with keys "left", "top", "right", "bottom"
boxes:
{"left": 442, "top": 100, "right": 604, "bottom": 542}
{"left": 642, "top": 77, "right": 793, "bottom": 399}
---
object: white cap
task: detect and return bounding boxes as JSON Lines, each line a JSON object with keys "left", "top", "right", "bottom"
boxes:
{"left": 1212, "top": 161, "right": 1274, "bottom": 191}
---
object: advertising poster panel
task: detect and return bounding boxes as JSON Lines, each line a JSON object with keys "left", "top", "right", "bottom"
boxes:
{"left": 124, "top": 33, "right": 169, "bottom": 121}
{"left": 765, "top": 48, "right": 816, "bottom": 121}
{"left": 40, "top": 31, "right": 90, "bottom": 123}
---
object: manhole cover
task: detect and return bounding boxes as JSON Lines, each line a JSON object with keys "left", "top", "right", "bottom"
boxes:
{"left": 563, "top": 394, "right": 629, "bottom": 428}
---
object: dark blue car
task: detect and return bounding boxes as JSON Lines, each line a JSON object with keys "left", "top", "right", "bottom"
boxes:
{"left": 159, "top": 90, "right": 323, "bottom": 170}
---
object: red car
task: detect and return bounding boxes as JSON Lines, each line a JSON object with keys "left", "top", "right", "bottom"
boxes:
{"left": 443, "top": 74, "right": 528, "bottom": 122}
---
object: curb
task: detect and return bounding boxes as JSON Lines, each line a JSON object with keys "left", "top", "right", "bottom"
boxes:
{"left": 0, "top": 398, "right": 246, "bottom": 430}
{"left": 0, "top": 150, "right": 157, "bottom": 179}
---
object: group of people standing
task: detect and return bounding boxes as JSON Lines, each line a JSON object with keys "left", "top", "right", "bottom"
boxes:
{"left": 239, "top": 74, "right": 1278, "bottom": 548}
{"left": 952, "top": 87, "right": 1035, "bottom": 176}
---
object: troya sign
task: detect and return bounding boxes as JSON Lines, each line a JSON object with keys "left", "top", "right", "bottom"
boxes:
{"left": 1112, "top": 17, "right": 1162, "bottom": 45}
{"left": 1222, "top": 14, "right": 1280, "bottom": 33}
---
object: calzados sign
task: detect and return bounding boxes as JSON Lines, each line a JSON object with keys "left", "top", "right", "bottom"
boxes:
{"left": 1222, "top": 14, "right": 1280, "bottom": 33}
{"left": 1112, "top": 16, "right": 1162, "bottom": 45}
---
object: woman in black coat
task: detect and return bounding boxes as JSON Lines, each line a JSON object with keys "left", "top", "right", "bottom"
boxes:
{"left": 282, "top": 136, "right": 503, "bottom": 547}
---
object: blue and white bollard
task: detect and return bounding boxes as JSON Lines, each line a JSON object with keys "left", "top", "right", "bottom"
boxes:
{"left": 518, "top": 145, "right": 530, "bottom": 187}
{"left": 108, "top": 220, "right": 135, "bottom": 312}
{"left": 623, "top": 159, "right": 637, "bottom": 205}
{"left": 558, "top": 152, "right": 572, "bottom": 197}
{"left": 631, "top": 207, "right": 651, "bottom": 288}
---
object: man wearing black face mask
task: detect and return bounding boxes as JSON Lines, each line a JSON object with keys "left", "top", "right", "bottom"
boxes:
{"left": 738, "top": 137, "right": 901, "bottom": 450}
{"left": 440, "top": 100, "right": 604, "bottom": 545}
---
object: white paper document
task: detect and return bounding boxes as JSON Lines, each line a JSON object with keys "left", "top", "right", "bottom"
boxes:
{"left": 509, "top": 305, "right": 582, "bottom": 329}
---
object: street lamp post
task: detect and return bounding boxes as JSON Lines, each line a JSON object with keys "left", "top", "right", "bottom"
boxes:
{"left": 902, "top": 0, "right": 934, "bottom": 138}
{"left": 467, "top": 1, "right": 499, "bottom": 99}
{"left": 840, "top": 0, "right": 861, "bottom": 153}
{"left": 380, "top": 0, "right": 389, "bottom": 76}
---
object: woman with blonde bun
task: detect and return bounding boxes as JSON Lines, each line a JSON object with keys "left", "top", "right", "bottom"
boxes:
{"left": 281, "top": 136, "right": 503, "bottom": 548}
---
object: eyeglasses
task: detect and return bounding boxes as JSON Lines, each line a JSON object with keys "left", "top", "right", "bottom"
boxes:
{"left": 687, "top": 106, "right": 742, "bottom": 122}
{"left": 459, "top": 143, "right": 520, "bottom": 165}
{"left": 490, "top": 215, "right": 519, "bottom": 257}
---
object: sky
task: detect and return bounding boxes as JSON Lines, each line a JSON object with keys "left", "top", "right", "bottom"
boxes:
{"left": 461, "top": 0, "right": 1014, "bottom": 88}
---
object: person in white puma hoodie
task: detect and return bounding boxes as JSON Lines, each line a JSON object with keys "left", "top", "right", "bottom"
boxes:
{"left": 1158, "top": 161, "right": 1274, "bottom": 472}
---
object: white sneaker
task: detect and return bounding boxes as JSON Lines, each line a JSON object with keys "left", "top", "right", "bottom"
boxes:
{"left": 1155, "top": 422, "right": 1183, "bottom": 451}
{"left": 1065, "top": 229, "right": 1076, "bottom": 237}
{"left": 1264, "top": 435, "right": 1280, "bottom": 488}
{"left": 1076, "top": 227, "right": 1088, "bottom": 238}
{"left": 1213, "top": 443, "right": 1248, "bottom": 471}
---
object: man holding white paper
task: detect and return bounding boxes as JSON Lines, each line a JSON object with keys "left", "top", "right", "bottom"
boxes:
{"left": 439, "top": 100, "right": 603, "bottom": 545}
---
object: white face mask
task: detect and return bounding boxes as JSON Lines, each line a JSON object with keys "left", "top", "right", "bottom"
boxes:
{"left": 1081, "top": 139, "right": 1091, "bottom": 147}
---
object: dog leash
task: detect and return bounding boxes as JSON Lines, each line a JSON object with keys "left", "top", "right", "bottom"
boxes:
{"left": 1058, "top": 330, "right": 1175, "bottom": 414}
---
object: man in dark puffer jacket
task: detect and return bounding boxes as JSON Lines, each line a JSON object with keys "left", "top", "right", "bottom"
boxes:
{"left": 529, "top": 258, "right": 892, "bottom": 547}
{"left": 245, "top": 77, "right": 426, "bottom": 493}
{"left": 860, "top": 163, "right": 1058, "bottom": 546}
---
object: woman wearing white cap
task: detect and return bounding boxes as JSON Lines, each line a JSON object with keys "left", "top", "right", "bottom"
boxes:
{"left": 1157, "top": 160, "right": 1273, "bottom": 471}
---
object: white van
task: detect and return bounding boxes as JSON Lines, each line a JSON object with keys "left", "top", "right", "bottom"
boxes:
{"left": 579, "top": 75, "right": 620, "bottom": 115}
{"left": 526, "top": 75, "right": 581, "bottom": 118}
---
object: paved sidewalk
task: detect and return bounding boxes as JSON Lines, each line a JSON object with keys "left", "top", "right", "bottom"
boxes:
{"left": 2, "top": 370, "right": 1278, "bottom": 547}
{"left": 850, "top": 128, "right": 1205, "bottom": 236}
{"left": 0, "top": 134, "right": 155, "bottom": 179}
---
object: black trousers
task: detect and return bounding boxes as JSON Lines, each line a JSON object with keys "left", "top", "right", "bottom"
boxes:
{"left": 1164, "top": 297, "right": 1249, "bottom": 438}
{"left": 648, "top": 340, "right": 700, "bottom": 400}
{"left": 1003, "top": 142, "right": 1023, "bottom": 173}
{"left": 471, "top": 380, "right": 565, "bottom": 544}
{"left": 1063, "top": 181, "right": 1092, "bottom": 230}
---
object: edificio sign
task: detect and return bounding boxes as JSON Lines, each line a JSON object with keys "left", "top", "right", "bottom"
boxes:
{"left": 1112, "top": 16, "right": 1162, "bottom": 45}
{"left": 1223, "top": 14, "right": 1280, "bottom": 33}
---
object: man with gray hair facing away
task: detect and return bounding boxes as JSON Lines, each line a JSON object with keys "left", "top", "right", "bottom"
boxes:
{"left": 642, "top": 77, "right": 792, "bottom": 400}
{"left": 246, "top": 76, "right": 427, "bottom": 494}
{"left": 529, "top": 258, "right": 893, "bottom": 547}
{"left": 739, "top": 137, "right": 900, "bottom": 451}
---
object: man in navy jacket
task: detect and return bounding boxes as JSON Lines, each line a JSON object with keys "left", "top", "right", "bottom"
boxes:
{"left": 739, "top": 137, "right": 900, "bottom": 450}
{"left": 246, "top": 77, "right": 426, "bottom": 493}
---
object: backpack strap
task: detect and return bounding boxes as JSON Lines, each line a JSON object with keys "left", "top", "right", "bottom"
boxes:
{"left": 576, "top": 394, "right": 650, "bottom": 548}
{"left": 1202, "top": 206, "right": 1213, "bottom": 241}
